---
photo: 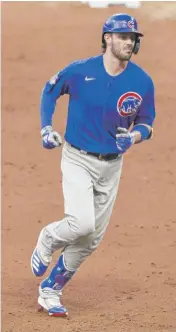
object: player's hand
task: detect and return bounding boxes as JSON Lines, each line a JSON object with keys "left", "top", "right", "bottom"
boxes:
{"left": 116, "top": 127, "right": 135, "bottom": 154}
{"left": 41, "top": 126, "right": 62, "bottom": 149}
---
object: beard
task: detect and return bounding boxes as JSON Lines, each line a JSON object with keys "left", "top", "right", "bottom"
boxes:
{"left": 111, "top": 45, "right": 133, "bottom": 61}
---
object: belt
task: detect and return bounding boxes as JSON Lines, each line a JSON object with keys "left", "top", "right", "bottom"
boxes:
{"left": 70, "top": 144, "right": 120, "bottom": 161}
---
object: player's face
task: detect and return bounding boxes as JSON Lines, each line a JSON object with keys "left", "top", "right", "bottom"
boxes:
{"left": 107, "top": 33, "right": 136, "bottom": 61}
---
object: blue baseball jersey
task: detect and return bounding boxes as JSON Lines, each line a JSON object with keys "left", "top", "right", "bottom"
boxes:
{"left": 40, "top": 55, "right": 155, "bottom": 153}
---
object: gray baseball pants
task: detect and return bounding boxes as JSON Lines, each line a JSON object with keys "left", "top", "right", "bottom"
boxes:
{"left": 37, "top": 142, "right": 123, "bottom": 271}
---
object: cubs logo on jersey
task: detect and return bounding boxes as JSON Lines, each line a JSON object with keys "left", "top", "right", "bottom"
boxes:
{"left": 117, "top": 92, "right": 142, "bottom": 117}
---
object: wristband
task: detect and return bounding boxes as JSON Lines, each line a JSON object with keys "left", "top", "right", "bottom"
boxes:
{"left": 131, "top": 124, "right": 152, "bottom": 141}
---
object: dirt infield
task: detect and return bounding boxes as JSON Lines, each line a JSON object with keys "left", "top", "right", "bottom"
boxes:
{"left": 2, "top": 2, "right": 176, "bottom": 332}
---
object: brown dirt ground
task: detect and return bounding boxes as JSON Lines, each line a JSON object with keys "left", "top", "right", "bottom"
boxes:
{"left": 2, "top": 2, "right": 176, "bottom": 332}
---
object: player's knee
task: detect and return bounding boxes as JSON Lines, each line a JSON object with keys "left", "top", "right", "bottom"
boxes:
{"left": 67, "top": 214, "right": 95, "bottom": 237}
{"left": 80, "top": 213, "right": 95, "bottom": 236}
{"left": 80, "top": 223, "right": 95, "bottom": 237}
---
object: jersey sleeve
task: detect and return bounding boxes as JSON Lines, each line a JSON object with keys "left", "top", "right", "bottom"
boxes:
{"left": 134, "top": 78, "right": 156, "bottom": 127}
{"left": 40, "top": 63, "right": 75, "bottom": 128}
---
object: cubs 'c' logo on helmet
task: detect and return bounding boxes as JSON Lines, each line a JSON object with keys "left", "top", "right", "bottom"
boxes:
{"left": 117, "top": 92, "right": 142, "bottom": 117}
{"left": 127, "top": 20, "right": 135, "bottom": 30}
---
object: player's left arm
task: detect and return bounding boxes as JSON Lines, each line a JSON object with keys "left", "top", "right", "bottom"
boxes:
{"left": 130, "top": 78, "right": 156, "bottom": 144}
{"left": 115, "top": 78, "right": 155, "bottom": 153}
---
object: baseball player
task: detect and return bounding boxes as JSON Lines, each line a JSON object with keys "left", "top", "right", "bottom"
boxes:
{"left": 31, "top": 13, "right": 155, "bottom": 317}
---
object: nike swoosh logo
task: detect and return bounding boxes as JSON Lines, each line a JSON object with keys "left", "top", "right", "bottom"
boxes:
{"left": 85, "top": 76, "right": 96, "bottom": 81}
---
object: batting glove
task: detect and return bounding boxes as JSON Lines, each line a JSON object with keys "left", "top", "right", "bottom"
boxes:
{"left": 41, "top": 126, "right": 62, "bottom": 149}
{"left": 116, "top": 127, "right": 135, "bottom": 154}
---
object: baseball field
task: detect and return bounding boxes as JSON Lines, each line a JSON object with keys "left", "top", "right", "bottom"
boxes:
{"left": 2, "top": 2, "right": 176, "bottom": 331}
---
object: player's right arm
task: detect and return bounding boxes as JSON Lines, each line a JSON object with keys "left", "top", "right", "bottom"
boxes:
{"left": 40, "top": 63, "right": 74, "bottom": 149}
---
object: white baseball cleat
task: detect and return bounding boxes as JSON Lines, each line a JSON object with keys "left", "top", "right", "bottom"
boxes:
{"left": 31, "top": 248, "right": 51, "bottom": 277}
{"left": 38, "top": 284, "right": 68, "bottom": 317}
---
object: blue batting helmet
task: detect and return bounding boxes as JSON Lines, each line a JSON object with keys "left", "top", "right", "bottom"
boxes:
{"left": 102, "top": 13, "right": 143, "bottom": 54}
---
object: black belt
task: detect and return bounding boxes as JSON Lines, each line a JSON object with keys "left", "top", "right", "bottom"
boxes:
{"left": 70, "top": 144, "right": 120, "bottom": 161}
